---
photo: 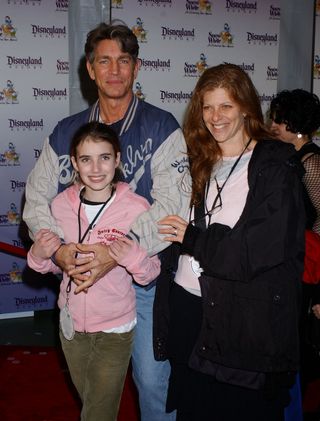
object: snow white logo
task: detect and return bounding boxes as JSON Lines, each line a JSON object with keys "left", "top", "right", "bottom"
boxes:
{"left": 208, "top": 23, "right": 234, "bottom": 47}
{"left": 132, "top": 17, "right": 148, "bottom": 42}
{"left": 184, "top": 53, "right": 208, "bottom": 77}
{"left": 9, "top": 262, "right": 22, "bottom": 283}
{"left": 135, "top": 82, "right": 146, "bottom": 101}
{"left": 199, "top": 0, "right": 212, "bottom": 13}
{"left": 112, "top": 0, "right": 123, "bottom": 8}
{"left": 1, "top": 80, "right": 18, "bottom": 104}
{"left": 220, "top": 23, "right": 233, "bottom": 46}
{"left": 0, "top": 142, "right": 20, "bottom": 166}
{"left": 7, "top": 203, "right": 21, "bottom": 225}
{"left": 0, "top": 16, "right": 17, "bottom": 40}
{"left": 196, "top": 53, "right": 208, "bottom": 74}
{"left": 314, "top": 55, "right": 320, "bottom": 79}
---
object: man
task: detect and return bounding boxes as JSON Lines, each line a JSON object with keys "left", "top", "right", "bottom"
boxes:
{"left": 23, "top": 23, "right": 189, "bottom": 420}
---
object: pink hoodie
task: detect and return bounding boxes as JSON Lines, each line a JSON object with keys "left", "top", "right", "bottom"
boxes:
{"left": 27, "top": 182, "right": 160, "bottom": 333}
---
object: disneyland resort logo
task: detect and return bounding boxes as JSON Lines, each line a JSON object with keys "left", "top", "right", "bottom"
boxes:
{"left": 32, "top": 87, "right": 67, "bottom": 100}
{"left": 0, "top": 80, "right": 18, "bottom": 103}
{"left": 269, "top": 4, "right": 280, "bottom": 20}
{"left": 140, "top": 57, "right": 171, "bottom": 72}
{"left": 225, "top": 0, "right": 257, "bottom": 13}
{"left": 259, "top": 93, "right": 275, "bottom": 107}
{"left": 7, "top": 55, "right": 43, "bottom": 69}
{"left": 10, "top": 179, "right": 26, "bottom": 193}
{"left": 8, "top": 117, "right": 44, "bottom": 131}
{"left": 184, "top": 53, "right": 208, "bottom": 77}
{"left": 314, "top": 55, "right": 320, "bottom": 79}
{"left": 185, "top": 0, "right": 212, "bottom": 15}
{"left": 208, "top": 23, "right": 234, "bottom": 47}
{"left": 0, "top": 262, "right": 22, "bottom": 285}
{"left": 131, "top": 18, "right": 148, "bottom": 43}
{"left": 56, "top": 59, "right": 69, "bottom": 74}
{"left": 266, "top": 66, "right": 278, "bottom": 80}
{"left": 247, "top": 31, "right": 277, "bottom": 45}
{"left": 162, "top": 26, "right": 195, "bottom": 40}
{"left": 137, "top": 0, "right": 172, "bottom": 6}
{"left": 160, "top": 89, "right": 192, "bottom": 104}
{"left": 34, "top": 147, "right": 42, "bottom": 159}
{"left": 0, "top": 16, "right": 17, "bottom": 41}
{"left": 31, "top": 24, "right": 66, "bottom": 38}
{"left": 0, "top": 203, "right": 21, "bottom": 227}
{"left": 0, "top": 143, "right": 20, "bottom": 166}
{"left": 14, "top": 296, "right": 49, "bottom": 309}
{"left": 224, "top": 61, "right": 254, "bottom": 74}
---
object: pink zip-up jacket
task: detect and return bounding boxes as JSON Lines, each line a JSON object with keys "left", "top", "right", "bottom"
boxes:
{"left": 27, "top": 182, "right": 161, "bottom": 333}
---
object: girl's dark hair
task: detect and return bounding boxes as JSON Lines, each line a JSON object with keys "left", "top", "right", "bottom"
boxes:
{"left": 70, "top": 121, "right": 123, "bottom": 183}
{"left": 85, "top": 23, "right": 139, "bottom": 64}
{"left": 184, "top": 63, "right": 272, "bottom": 206}
{"left": 270, "top": 89, "right": 320, "bottom": 138}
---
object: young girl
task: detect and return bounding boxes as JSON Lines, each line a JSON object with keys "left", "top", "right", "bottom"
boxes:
{"left": 27, "top": 121, "right": 160, "bottom": 421}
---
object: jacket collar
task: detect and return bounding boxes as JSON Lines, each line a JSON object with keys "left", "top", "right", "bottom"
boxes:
{"left": 89, "top": 95, "right": 139, "bottom": 136}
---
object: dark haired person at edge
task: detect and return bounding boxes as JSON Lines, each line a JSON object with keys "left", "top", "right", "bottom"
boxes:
{"left": 23, "top": 23, "right": 189, "bottom": 421}
{"left": 27, "top": 122, "right": 161, "bottom": 421}
{"left": 270, "top": 89, "right": 320, "bottom": 407}
{"left": 156, "top": 64, "right": 306, "bottom": 421}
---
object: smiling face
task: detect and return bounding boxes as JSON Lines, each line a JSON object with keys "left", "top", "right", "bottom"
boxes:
{"left": 71, "top": 137, "right": 120, "bottom": 202}
{"left": 86, "top": 39, "right": 139, "bottom": 103}
{"left": 202, "top": 87, "right": 247, "bottom": 153}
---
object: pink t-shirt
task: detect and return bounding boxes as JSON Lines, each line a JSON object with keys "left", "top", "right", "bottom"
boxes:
{"left": 175, "top": 151, "right": 252, "bottom": 295}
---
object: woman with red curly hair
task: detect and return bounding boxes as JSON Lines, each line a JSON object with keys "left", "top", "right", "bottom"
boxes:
{"left": 155, "top": 64, "right": 306, "bottom": 421}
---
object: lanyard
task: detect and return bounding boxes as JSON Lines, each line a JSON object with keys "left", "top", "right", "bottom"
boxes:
{"left": 191, "top": 137, "right": 252, "bottom": 227}
{"left": 66, "top": 186, "right": 115, "bottom": 294}
{"left": 77, "top": 186, "right": 115, "bottom": 244}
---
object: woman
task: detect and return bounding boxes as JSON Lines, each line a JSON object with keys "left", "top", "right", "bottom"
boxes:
{"left": 270, "top": 89, "right": 320, "bottom": 237}
{"left": 156, "top": 64, "right": 306, "bottom": 421}
{"left": 270, "top": 90, "right": 320, "bottom": 398}
{"left": 27, "top": 122, "right": 160, "bottom": 421}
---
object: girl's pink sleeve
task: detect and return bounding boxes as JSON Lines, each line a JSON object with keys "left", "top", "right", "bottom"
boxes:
{"left": 117, "top": 241, "right": 161, "bottom": 285}
{"left": 27, "top": 247, "right": 62, "bottom": 275}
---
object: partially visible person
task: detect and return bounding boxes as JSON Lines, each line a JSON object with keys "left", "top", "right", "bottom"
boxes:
{"left": 23, "top": 23, "right": 189, "bottom": 420}
{"left": 155, "top": 64, "right": 306, "bottom": 421}
{"left": 270, "top": 89, "right": 320, "bottom": 235}
{"left": 270, "top": 90, "right": 320, "bottom": 403}
{"left": 27, "top": 122, "right": 161, "bottom": 421}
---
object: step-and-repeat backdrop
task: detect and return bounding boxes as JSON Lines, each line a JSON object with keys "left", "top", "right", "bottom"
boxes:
{"left": 1, "top": 0, "right": 319, "bottom": 316}
{"left": 0, "top": 0, "right": 69, "bottom": 316}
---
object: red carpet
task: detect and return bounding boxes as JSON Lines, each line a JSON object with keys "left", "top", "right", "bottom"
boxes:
{"left": 303, "top": 378, "right": 320, "bottom": 413}
{"left": 0, "top": 346, "right": 139, "bottom": 421}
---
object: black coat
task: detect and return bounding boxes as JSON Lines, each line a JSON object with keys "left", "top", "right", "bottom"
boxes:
{"left": 154, "top": 140, "right": 306, "bottom": 376}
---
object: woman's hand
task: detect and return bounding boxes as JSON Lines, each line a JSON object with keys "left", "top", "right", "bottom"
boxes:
{"left": 158, "top": 215, "right": 188, "bottom": 244}
{"left": 312, "top": 304, "right": 320, "bottom": 319}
